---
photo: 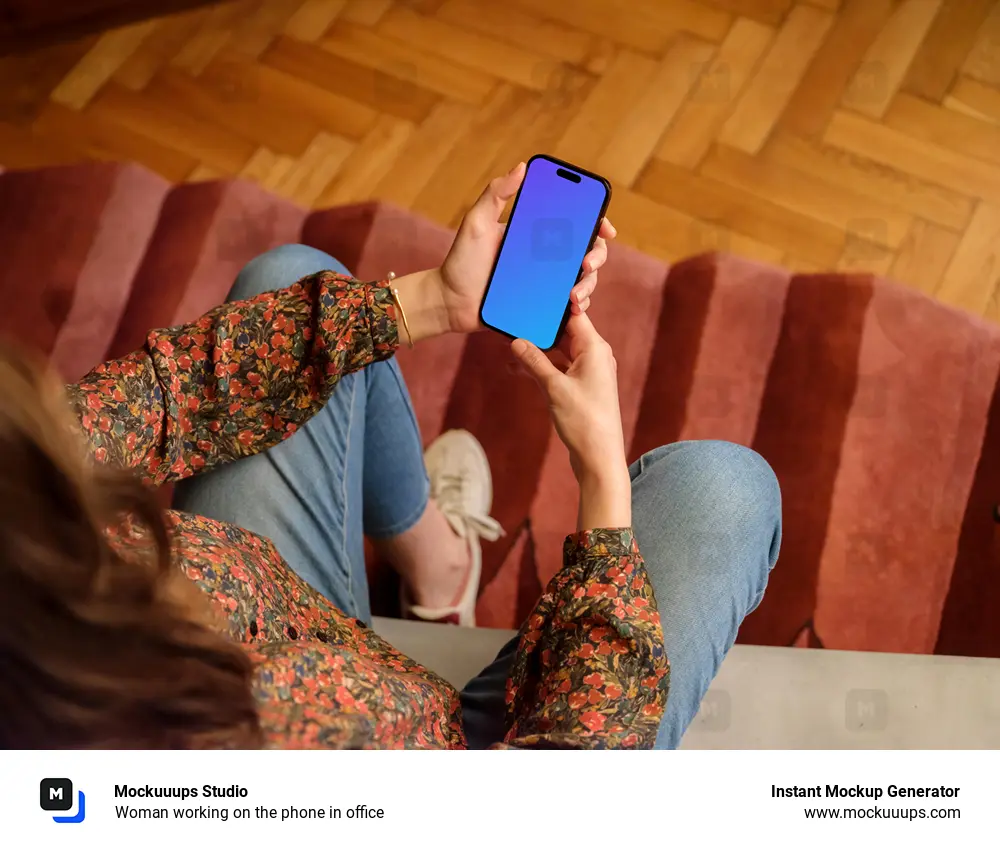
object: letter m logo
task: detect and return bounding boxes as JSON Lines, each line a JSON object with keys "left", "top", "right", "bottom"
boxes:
{"left": 845, "top": 689, "right": 888, "bottom": 732}
{"left": 39, "top": 778, "right": 74, "bottom": 812}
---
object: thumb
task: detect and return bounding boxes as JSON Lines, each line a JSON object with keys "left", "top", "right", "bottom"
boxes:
{"left": 511, "top": 338, "right": 561, "bottom": 391}
{"left": 469, "top": 162, "right": 525, "bottom": 228}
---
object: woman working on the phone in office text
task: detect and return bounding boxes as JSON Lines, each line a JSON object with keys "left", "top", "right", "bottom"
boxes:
{"left": 0, "top": 162, "right": 780, "bottom": 749}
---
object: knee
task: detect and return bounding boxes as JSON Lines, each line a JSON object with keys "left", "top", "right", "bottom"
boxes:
{"left": 228, "top": 244, "right": 343, "bottom": 302}
{"left": 690, "top": 439, "right": 777, "bottom": 498}
{"left": 639, "top": 440, "right": 781, "bottom": 562}
{"left": 677, "top": 440, "right": 779, "bottom": 516}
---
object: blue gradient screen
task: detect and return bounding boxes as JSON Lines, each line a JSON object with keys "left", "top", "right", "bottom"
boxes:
{"left": 481, "top": 157, "right": 608, "bottom": 349}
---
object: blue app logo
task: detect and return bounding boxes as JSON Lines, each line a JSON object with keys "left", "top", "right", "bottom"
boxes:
{"left": 40, "top": 778, "right": 86, "bottom": 823}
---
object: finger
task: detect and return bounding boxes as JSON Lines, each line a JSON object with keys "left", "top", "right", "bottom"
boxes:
{"left": 467, "top": 162, "right": 526, "bottom": 232}
{"left": 556, "top": 325, "right": 575, "bottom": 359}
{"left": 511, "top": 338, "right": 561, "bottom": 390}
{"left": 570, "top": 273, "right": 596, "bottom": 306}
{"left": 570, "top": 296, "right": 591, "bottom": 314}
{"left": 598, "top": 217, "right": 617, "bottom": 240}
{"left": 580, "top": 237, "right": 607, "bottom": 275}
{"left": 563, "top": 311, "right": 608, "bottom": 358}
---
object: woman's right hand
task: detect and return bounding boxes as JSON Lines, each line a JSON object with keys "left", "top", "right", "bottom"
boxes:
{"left": 511, "top": 314, "right": 632, "bottom": 530}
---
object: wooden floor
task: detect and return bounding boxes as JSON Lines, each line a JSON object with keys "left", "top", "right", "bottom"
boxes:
{"left": 2, "top": 0, "right": 1000, "bottom": 319}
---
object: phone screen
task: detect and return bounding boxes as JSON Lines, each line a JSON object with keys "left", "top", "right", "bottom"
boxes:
{"left": 480, "top": 156, "right": 610, "bottom": 350}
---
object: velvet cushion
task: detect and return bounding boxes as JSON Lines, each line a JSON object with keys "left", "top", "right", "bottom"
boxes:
{"left": 3, "top": 160, "right": 1000, "bottom": 656}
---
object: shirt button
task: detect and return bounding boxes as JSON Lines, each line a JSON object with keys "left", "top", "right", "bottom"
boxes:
{"left": 314, "top": 631, "right": 328, "bottom": 642}
{"left": 287, "top": 626, "right": 298, "bottom": 640}
{"left": 354, "top": 618, "right": 366, "bottom": 629}
{"left": 249, "top": 621, "right": 258, "bottom": 637}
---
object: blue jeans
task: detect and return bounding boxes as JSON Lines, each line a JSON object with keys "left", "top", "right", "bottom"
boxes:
{"left": 174, "top": 245, "right": 783, "bottom": 749}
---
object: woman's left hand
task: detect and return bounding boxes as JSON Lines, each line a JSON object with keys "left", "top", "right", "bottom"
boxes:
{"left": 439, "top": 161, "right": 617, "bottom": 335}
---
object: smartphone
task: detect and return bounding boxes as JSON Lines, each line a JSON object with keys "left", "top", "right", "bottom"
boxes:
{"left": 479, "top": 154, "right": 612, "bottom": 351}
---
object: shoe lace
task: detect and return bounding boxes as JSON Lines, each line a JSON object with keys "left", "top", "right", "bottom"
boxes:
{"left": 435, "top": 472, "right": 504, "bottom": 542}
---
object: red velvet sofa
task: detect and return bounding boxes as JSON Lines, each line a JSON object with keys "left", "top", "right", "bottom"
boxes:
{"left": 3, "top": 160, "right": 999, "bottom": 657}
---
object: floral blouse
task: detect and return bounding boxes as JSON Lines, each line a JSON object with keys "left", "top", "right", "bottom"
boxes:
{"left": 66, "top": 271, "right": 670, "bottom": 749}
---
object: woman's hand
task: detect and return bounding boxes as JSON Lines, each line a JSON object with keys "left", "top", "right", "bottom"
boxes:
{"left": 440, "top": 161, "right": 617, "bottom": 334}
{"left": 511, "top": 313, "right": 631, "bottom": 530}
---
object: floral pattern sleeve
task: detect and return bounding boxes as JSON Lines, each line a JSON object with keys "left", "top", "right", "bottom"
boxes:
{"left": 496, "top": 529, "right": 670, "bottom": 750}
{"left": 66, "top": 272, "right": 398, "bottom": 486}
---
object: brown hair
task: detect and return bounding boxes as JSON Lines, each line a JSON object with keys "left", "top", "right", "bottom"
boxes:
{"left": 0, "top": 347, "right": 262, "bottom": 748}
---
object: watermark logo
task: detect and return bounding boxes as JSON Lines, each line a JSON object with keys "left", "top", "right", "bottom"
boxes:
{"left": 531, "top": 218, "right": 574, "bottom": 262}
{"left": 689, "top": 219, "right": 731, "bottom": 256}
{"left": 844, "top": 217, "right": 888, "bottom": 262}
{"left": 213, "top": 66, "right": 259, "bottom": 103}
{"left": 689, "top": 61, "right": 730, "bottom": 103}
{"left": 845, "top": 530, "right": 882, "bottom": 568}
{"left": 698, "top": 375, "right": 737, "bottom": 419}
{"left": 536, "top": 62, "right": 580, "bottom": 110}
{"left": 375, "top": 61, "right": 418, "bottom": 100}
{"left": 849, "top": 61, "right": 888, "bottom": 106}
{"left": 845, "top": 689, "right": 888, "bottom": 732}
{"left": 215, "top": 205, "right": 280, "bottom": 263}
{"left": 852, "top": 374, "right": 888, "bottom": 418}
{"left": 40, "top": 778, "right": 86, "bottom": 823}
{"left": 692, "top": 688, "right": 731, "bottom": 732}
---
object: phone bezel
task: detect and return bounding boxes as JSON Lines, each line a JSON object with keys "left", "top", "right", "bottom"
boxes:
{"left": 478, "top": 153, "right": 613, "bottom": 352}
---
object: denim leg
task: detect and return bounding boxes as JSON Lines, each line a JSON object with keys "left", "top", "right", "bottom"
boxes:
{"left": 631, "top": 440, "right": 781, "bottom": 748}
{"left": 460, "top": 440, "right": 781, "bottom": 749}
{"left": 172, "top": 244, "right": 430, "bottom": 624}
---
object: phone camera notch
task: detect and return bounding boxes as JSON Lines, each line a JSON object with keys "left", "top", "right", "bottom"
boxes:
{"left": 556, "top": 168, "right": 582, "bottom": 183}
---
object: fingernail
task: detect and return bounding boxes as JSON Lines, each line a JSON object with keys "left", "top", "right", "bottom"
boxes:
{"left": 511, "top": 339, "right": 527, "bottom": 355}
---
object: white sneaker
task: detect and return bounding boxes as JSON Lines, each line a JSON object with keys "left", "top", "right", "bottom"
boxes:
{"left": 402, "top": 429, "right": 504, "bottom": 627}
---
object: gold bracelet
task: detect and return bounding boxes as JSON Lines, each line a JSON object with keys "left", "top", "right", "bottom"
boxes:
{"left": 388, "top": 272, "right": 414, "bottom": 349}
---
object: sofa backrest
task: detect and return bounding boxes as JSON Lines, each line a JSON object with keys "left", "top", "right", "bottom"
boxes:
{"left": 3, "top": 160, "right": 1000, "bottom": 658}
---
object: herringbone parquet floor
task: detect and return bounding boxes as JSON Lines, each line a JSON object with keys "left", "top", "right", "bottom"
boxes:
{"left": 1, "top": 0, "right": 1000, "bottom": 318}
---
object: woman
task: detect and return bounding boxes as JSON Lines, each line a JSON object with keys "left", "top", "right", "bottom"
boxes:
{"left": 0, "top": 164, "right": 781, "bottom": 749}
